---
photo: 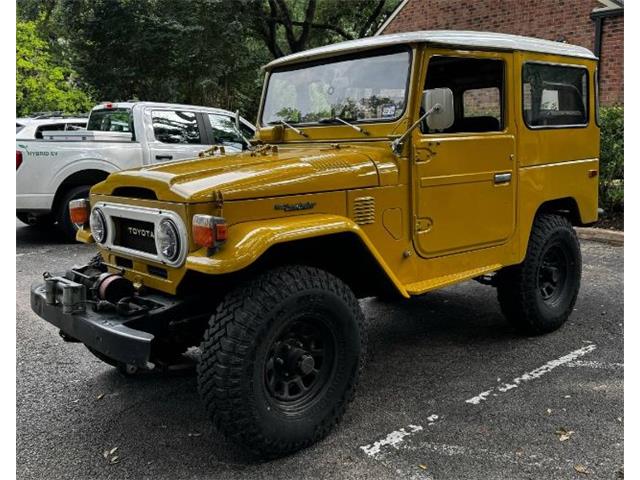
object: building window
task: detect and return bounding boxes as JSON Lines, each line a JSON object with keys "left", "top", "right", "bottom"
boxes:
{"left": 522, "top": 63, "right": 588, "bottom": 128}
{"left": 422, "top": 56, "right": 504, "bottom": 134}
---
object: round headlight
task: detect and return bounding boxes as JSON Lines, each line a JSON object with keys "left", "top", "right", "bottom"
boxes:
{"left": 157, "top": 218, "right": 180, "bottom": 262}
{"left": 90, "top": 208, "right": 107, "bottom": 243}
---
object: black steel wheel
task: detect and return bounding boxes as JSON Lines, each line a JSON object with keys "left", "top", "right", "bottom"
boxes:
{"left": 264, "top": 317, "right": 336, "bottom": 413}
{"left": 537, "top": 244, "right": 569, "bottom": 305}
{"left": 496, "top": 214, "right": 581, "bottom": 335}
{"left": 197, "top": 265, "right": 366, "bottom": 458}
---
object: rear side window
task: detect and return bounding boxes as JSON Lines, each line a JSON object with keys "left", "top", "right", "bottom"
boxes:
{"left": 152, "top": 110, "right": 201, "bottom": 144}
{"left": 35, "top": 123, "right": 65, "bottom": 139}
{"left": 87, "top": 108, "right": 134, "bottom": 133}
{"left": 522, "top": 63, "right": 588, "bottom": 128}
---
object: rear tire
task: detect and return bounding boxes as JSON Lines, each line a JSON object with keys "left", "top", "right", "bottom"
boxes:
{"left": 197, "top": 265, "right": 366, "bottom": 458}
{"left": 496, "top": 214, "right": 581, "bottom": 335}
{"left": 56, "top": 185, "right": 90, "bottom": 242}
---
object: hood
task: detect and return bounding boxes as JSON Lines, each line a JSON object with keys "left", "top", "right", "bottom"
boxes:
{"left": 92, "top": 146, "right": 384, "bottom": 202}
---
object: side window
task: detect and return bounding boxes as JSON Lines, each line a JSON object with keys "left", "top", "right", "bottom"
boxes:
{"left": 207, "top": 114, "right": 250, "bottom": 149}
{"left": 35, "top": 123, "right": 65, "bottom": 139}
{"left": 463, "top": 87, "right": 501, "bottom": 124}
{"left": 152, "top": 110, "right": 201, "bottom": 144}
{"left": 422, "top": 56, "right": 504, "bottom": 133}
{"left": 522, "top": 63, "right": 588, "bottom": 127}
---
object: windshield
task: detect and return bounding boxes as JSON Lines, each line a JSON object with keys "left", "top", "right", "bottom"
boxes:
{"left": 87, "top": 108, "right": 134, "bottom": 134}
{"left": 262, "top": 49, "right": 411, "bottom": 126}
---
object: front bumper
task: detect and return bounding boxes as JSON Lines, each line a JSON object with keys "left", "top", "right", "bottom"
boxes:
{"left": 30, "top": 273, "right": 190, "bottom": 368}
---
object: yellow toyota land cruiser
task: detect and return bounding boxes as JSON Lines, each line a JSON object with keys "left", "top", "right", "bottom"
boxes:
{"left": 31, "top": 31, "right": 599, "bottom": 457}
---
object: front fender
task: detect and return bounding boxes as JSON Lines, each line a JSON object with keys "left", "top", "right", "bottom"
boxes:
{"left": 185, "top": 214, "right": 409, "bottom": 298}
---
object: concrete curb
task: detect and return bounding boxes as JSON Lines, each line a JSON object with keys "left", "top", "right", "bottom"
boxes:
{"left": 576, "top": 227, "right": 623, "bottom": 246}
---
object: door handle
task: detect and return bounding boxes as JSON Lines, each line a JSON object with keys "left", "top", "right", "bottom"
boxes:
{"left": 155, "top": 155, "right": 173, "bottom": 160}
{"left": 494, "top": 172, "right": 512, "bottom": 184}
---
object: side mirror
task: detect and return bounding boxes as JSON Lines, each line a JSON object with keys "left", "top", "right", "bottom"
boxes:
{"left": 234, "top": 110, "right": 241, "bottom": 131}
{"left": 422, "top": 87, "right": 454, "bottom": 131}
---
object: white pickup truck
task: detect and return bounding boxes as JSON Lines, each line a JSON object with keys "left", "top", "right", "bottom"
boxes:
{"left": 16, "top": 101, "right": 255, "bottom": 240}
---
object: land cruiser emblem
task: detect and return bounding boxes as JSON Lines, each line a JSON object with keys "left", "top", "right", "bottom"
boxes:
{"left": 127, "top": 226, "right": 155, "bottom": 238}
{"left": 274, "top": 202, "right": 316, "bottom": 212}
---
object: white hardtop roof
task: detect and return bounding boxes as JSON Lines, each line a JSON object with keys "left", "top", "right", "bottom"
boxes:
{"left": 265, "top": 30, "right": 596, "bottom": 69}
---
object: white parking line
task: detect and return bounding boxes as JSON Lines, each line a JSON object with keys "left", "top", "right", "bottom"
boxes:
{"left": 465, "top": 344, "right": 597, "bottom": 405}
{"left": 564, "top": 359, "right": 623, "bottom": 370}
{"left": 359, "top": 345, "right": 602, "bottom": 476}
{"left": 361, "top": 416, "right": 439, "bottom": 459}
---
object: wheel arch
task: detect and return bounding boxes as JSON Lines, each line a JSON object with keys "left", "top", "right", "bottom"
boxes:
{"left": 535, "top": 196, "right": 583, "bottom": 226}
{"left": 182, "top": 214, "right": 409, "bottom": 299}
{"left": 52, "top": 169, "right": 111, "bottom": 214}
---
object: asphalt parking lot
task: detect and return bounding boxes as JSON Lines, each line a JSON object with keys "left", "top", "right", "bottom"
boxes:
{"left": 16, "top": 220, "right": 623, "bottom": 480}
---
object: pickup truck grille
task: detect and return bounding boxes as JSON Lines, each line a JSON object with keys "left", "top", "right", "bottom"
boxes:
{"left": 113, "top": 218, "right": 157, "bottom": 254}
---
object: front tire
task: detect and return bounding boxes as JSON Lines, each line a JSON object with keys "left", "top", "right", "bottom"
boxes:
{"left": 197, "top": 265, "right": 366, "bottom": 458}
{"left": 496, "top": 214, "right": 581, "bottom": 335}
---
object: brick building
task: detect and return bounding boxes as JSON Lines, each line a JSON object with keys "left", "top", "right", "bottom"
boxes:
{"left": 377, "top": 0, "right": 623, "bottom": 105}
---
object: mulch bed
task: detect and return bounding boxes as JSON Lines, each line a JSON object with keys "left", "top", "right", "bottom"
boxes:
{"left": 594, "top": 213, "right": 623, "bottom": 231}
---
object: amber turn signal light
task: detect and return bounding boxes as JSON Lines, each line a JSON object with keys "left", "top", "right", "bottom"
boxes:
{"left": 193, "top": 214, "right": 227, "bottom": 249}
{"left": 69, "top": 199, "right": 90, "bottom": 226}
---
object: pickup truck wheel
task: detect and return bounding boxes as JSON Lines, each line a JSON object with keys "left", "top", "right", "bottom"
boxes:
{"left": 496, "top": 214, "right": 581, "bottom": 335}
{"left": 197, "top": 265, "right": 366, "bottom": 457}
{"left": 56, "top": 185, "right": 90, "bottom": 242}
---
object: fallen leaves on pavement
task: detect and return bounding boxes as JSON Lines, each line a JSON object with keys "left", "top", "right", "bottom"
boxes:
{"left": 555, "top": 427, "right": 574, "bottom": 442}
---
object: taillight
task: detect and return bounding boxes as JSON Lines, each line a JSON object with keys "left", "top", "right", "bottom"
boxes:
{"left": 69, "top": 198, "right": 90, "bottom": 226}
{"left": 16, "top": 151, "right": 22, "bottom": 170}
{"left": 193, "top": 215, "right": 227, "bottom": 249}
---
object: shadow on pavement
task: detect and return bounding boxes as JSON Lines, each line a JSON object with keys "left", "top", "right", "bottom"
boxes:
{"left": 16, "top": 220, "right": 71, "bottom": 247}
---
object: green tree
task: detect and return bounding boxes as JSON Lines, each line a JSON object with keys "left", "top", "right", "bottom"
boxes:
{"left": 241, "top": 0, "right": 399, "bottom": 57}
{"left": 16, "top": 19, "right": 93, "bottom": 116}
{"left": 17, "top": 0, "right": 401, "bottom": 122}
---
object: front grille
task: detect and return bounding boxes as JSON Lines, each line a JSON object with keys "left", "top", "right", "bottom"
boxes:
{"left": 95, "top": 202, "right": 187, "bottom": 268}
{"left": 113, "top": 217, "right": 157, "bottom": 254}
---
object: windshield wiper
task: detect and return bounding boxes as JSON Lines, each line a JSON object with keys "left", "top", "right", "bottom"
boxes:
{"left": 276, "top": 119, "right": 308, "bottom": 137}
{"left": 318, "top": 117, "right": 369, "bottom": 136}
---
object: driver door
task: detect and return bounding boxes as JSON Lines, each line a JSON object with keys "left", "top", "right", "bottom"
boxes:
{"left": 413, "top": 53, "right": 516, "bottom": 258}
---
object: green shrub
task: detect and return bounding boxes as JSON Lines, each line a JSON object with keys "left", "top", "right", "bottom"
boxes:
{"left": 599, "top": 106, "right": 624, "bottom": 215}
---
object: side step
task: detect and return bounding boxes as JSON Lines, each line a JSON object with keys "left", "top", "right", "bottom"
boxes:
{"left": 404, "top": 264, "right": 502, "bottom": 296}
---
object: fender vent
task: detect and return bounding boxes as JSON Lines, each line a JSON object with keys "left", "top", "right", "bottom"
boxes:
{"left": 353, "top": 196, "right": 375, "bottom": 225}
